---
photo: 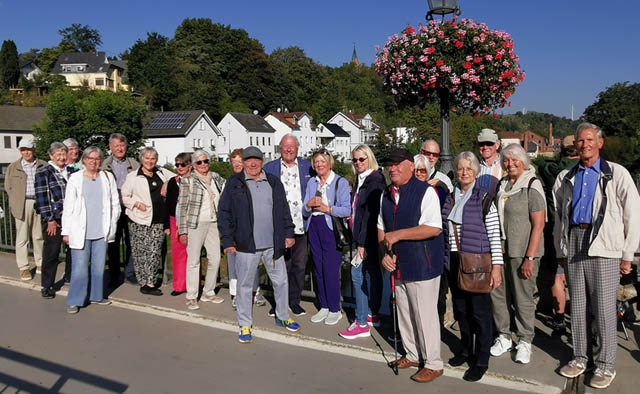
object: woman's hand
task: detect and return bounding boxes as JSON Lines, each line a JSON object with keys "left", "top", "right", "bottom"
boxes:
{"left": 357, "top": 247, "right": 367, "bottom": 260}
{"left": 306, "top": 196, "right": 322, "bottom": 210}
{"left": 179, "top": 234, "right": 188, "bottom": 246}
{"left": 160, "top": 182, "right": 168, "bottom": 197}
{"left": 490, "top": 265, "right": 502, "bottom": 290}
{"left": 520, "top": 258, "right": 535, "bottom": 279}
{"left": 46, "top": 221, "right": 58, "bottom": 236}
{"left": 164, "top": 229, "right": 170, "bottom": 235}
{"left": 224, "top": 247, "right": 236, "bottom": 254}
{"left": 134, "top": 201, "right": 149, "bottom": 211}
{"left": 62, "top": 235, "right": 69, "bottom": 245}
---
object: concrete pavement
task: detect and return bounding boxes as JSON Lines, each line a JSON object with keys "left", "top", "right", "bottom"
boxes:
{"left": 1, "top": 251, "right": 638, "bottom": 393}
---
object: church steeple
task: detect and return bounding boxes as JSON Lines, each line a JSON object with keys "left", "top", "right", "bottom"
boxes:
{"left": 351, "top": 44, "right": 360, "bottom": 65}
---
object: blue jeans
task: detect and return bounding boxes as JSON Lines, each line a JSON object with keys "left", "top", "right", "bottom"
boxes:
{"left": 351, "top": 246, "right": 382, "bottom": 325}
{"left": 67, "top": 238, "right": 107, "bottom": 306}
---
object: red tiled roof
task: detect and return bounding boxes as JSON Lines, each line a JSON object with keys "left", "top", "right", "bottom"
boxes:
{"left": 266, "top": 111, "right": 309, "bottom": 129}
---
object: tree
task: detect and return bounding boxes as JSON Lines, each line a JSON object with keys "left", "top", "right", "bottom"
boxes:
{"left": 583, "top": 82, "right": 640, "bottom": 174}
{"left": 0, "top": 40, "right": 20, "bottom": 89}
{"left": 19, "top": 48, "right": 41, "bottom": 65}
{"left": 38, "top": 41, "right": 75, "bottom": 74}
{"left": 269, "top": 47, "right": 327, "bottom": 112}
{"left": 58, "top": 23, "right": 102, "bottom": 52}
{"left": 125, "top": 32, "right": 177, "bottom": 110}
{"left": 32, "top": 87, "right": 147, "bottom": 159}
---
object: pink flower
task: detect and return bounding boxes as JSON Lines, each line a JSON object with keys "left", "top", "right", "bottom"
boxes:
{"left": 426, "top": 47, "right": 435, "bottom": 54}
{"left": 428, "top": 37, "right": 436, "bottom": 44}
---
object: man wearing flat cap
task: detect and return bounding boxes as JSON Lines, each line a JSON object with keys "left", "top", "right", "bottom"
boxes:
{"left": 378, "top": 148, "right": 445, "bottom": 383}
{"left": 218, "top": 146, "right": 300, "bottom": 343}
{"left": 476, "top": 128, "right": 503, "bottom": 197}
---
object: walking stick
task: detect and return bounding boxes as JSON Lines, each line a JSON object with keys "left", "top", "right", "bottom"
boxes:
{"left": 388, "top": 248, "right": 399, "bottom": 375}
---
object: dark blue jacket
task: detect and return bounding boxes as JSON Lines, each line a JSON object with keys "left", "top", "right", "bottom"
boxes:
{"left": 34, "top": 164, "right": 77, "bottom": 222}
{"left": 217, "top": 172, "right": 294, "bottom": 259}
{"left": 263, "top": 158, "right": 315, "bottom": 201}
{"left": 351, "top": 170, "right": 386, "bottom": 248}
{"left": 380, "top": 176, "right": 444, "bottom": 281}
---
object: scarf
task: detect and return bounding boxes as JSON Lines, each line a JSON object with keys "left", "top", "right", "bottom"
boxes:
{"left": 447, "top": 181, "right": 475, "bottom": 236}
{"left": 496, "top": 166, "right": 546, "bottom": 240}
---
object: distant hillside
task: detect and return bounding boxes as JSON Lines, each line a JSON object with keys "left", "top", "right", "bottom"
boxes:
{"left": 500, "top": 111, "right": 580, "bottom": 139}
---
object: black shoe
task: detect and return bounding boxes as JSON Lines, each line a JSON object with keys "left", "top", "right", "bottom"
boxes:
{"left": 126, "top": 276, "right": 138, "bottom": 285}
{"left": 41, "top": 287, "right": 55, "bottom": 299}
{"left": 268, "top": 306, "right": 275, "bottom": 317}
{"left": 140, "top": 285, "right": 163, "bottom": 296}
{"left": 463, "top": 365, "right": 488, "bottom": 382}
{"left": 171, "top": 290, "right": 186, "bottom": 296}
{"left": 290, "top": 304, "right": 307, "bottom": 316}
{"left": 448, "top": 354, "right": 469, "bottom": 367}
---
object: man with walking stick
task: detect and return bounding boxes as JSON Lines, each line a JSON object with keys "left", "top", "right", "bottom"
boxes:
{"left": 377, "top": 148, "right": 445, "bottom": 383}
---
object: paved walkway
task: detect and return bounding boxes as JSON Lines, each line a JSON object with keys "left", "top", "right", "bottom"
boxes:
{"left": 1, "top": 252, "right": 638, "bottom": 393}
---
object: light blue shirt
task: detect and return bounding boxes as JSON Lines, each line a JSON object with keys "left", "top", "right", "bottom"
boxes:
{"left": 571, "top": 158, "right": 601, "bottom": 225}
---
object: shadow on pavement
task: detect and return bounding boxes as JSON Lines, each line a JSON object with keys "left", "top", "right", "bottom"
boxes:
{"left": 0, "top": 347, "right": 128, "bottom": 393}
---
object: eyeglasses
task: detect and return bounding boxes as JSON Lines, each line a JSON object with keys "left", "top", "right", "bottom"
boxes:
{"left": 194, "top": 159, "right": 209, "bottom": 165}
{"left": 351, "top": 157, "right": 367, "bottom": 163}
{"left": 175, "top": 162, "right": 189, "bottom": 168}
{"left": 478, "top": 142, "right": 495, "bottom": 148}
{"left": 415, "top": 168, "right": 427, "bottom": 174}
{"left": 421, "top": 149, "right": 439, "bottom": 158}
{"left": 86, "top": 157, "right": 101, "bottom": 162}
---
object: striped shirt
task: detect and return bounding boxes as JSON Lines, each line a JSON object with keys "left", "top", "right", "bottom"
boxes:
{"left": 477, "top": 157, "right": 503, "bottom": 196}
{"left": 22, "top": 159, "right": 37, "bottom": 199}
{"left": 448, "top": 202, "right": 503, "bottom": 265}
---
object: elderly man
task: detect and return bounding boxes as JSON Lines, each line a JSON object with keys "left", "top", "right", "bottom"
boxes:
{"left": 553, "top": 123, "right": 640, "bottom": 389}
{"left": 476, "top": 128, "right": 503, "bottom": 197}
{"left": 101, "top": 133, "right": 140, "bottom": 286}
{"left": 378, "top": 148, "right": 445, "bottom": 383}
{"left": 218, "top": 146, "right": 300, "bottom": 343}
{"left": 263, "top": 134, "right": 314, "bottom": 316}
{"left": 421, "top": 139, "right": 453, "bottom": 193}
{"left": 4, "top": 138, "right": 46, "bottom": 280}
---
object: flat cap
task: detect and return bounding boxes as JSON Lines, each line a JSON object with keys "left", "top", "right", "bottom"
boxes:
{"left": 387, "top": 148, "right": 414, "bottom": 164}
{"left": 18, "top": 138, "right": 35, "bottom": 149}
{"left": 477, "top": 128, "right": 499, "bottom": 143}
{"left": 242, "top": 146, "right": 263, "bottom": 161}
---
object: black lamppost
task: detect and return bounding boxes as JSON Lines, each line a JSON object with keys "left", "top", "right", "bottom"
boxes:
{"left": 426, "top": 0, "right": 461, "bottom": 176}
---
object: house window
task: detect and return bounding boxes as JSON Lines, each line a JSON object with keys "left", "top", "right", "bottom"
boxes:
{"left": 339, "top": 120, "right": 343, "bottom": 127}
{"left": 200, "top": 120, "right": 205, "bottom": 130}
{"left": 4, "top": 136, "right": 11, "bottom": 148}
{"left": 16, "top": 136, "right": 22, "bottom": 147}
{"left": 262, "top": 137, "right": 265, "bottom": 146}
{"left": 82, "top": 80, "right": 89, "bottom": 87}
{"left": 77, "top": 66, "right": 84, "bottom": 71}
{"left": 268, "top": 137, "right": 271, "bottom": 145}
{"left": 95, "top": 78, "right": 104, "bottom": 86}
{"left": 210, "top": 139, "right": 215, "bottom": 148}
{"left": 250, "top": 136, "right": 253, "bottom": 145}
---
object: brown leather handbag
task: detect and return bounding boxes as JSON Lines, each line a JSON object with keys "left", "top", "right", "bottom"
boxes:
{"left": 453, "top": 223, "right": 492, "bottom": 293}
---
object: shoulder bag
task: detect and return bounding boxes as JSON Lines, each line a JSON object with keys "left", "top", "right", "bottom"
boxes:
{"left": 331, "top": 177, "right": 353, "bottom": 249}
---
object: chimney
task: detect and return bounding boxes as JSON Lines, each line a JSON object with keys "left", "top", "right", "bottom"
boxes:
{"left": 548, "top": 123, "right": 553, "bottom": 147}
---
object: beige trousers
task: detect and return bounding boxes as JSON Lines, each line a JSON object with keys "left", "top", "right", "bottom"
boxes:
{"left": 396, "top": 276, "right": 443, "bottom": 370}
{"left": 14, "top": 200, "right": 43, "bottom": 270}
{"left": 185, "top": 221, "right": 221, "bottom": 300}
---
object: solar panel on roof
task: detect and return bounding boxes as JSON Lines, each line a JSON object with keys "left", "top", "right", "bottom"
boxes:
{"left": 147, "top": 112, "right": 190, "bottom": 130}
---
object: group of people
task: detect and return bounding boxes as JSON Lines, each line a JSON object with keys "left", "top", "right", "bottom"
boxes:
{"left": 4, "top": 122, "right": 638, "bottom": 389}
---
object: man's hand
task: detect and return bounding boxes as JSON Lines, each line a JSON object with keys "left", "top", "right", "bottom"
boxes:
{"left": 383, "top": 231, "right": 399, "bottom": 252}
{"left": 621, "top": 260, "right": 632, "bottom": 275}
{"left": 224, "top": 247, "right": 236, "bottom": 254}
{"left": 179, "top": 234, "right": 188, "bottom": 246}
{"left": 62, "top": 235, "right": 69, "bottom": 245}
{"left": 164, "top": 229, "right": 170, "bottom": 235}
{"left": 490, "top": 265, "right": 502, "bottom": 290}
{"left": 381, "top": 253, "right": 396, "bottom": 272}
{"left": 520, "top": 259, "right": 534, "bottom": 279}
{"left": 46, "top": 221, "right": 58, "bottom": 236}
{"left": 285, "top": 238, "right": 295, "bottom": 248}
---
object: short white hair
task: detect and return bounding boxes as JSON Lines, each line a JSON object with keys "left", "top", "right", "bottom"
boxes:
{"left": 413, "top": 154, "right": 432, "bottom": 173}
{"left": 280, "top": 133, "right": 300, "bottom": 148}
{"left": 500, "top": 143, "right": 530, "bottom": 170}
{"left": 453, "top": 151, "right": 480, "bottom": 175}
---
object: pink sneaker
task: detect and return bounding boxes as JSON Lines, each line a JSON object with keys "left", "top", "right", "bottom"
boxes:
{"left": 339, "top": 321, "right": 371, "bottom": 339}
{"left": 367, "top": 314, "right": 381, "bottom": 327}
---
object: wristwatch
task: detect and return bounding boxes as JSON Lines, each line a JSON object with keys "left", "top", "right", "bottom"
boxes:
{"left": 524, "top": 256, "right": 535, "bottom": 261}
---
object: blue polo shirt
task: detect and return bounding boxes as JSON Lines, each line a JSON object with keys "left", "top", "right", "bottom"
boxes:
{"left": 571, "top": 158, "right": 601, "bottom": 225}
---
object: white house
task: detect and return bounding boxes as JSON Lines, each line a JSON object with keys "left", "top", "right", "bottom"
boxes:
{"left": 264, "top": 111, "right": 318, "bottom": 157}
{"left": 316, "top": 123, "right": 351, "bottom": 162}
{"left": 216, "top": 112, "right": 277, "bottom": 161}
{"left": 0, "top": 105, "right": 46, "bottom": 174}
{"left": 327, "top": 112, "right": 379, "bottom": 150}
{"left": 143, "top": 110, "right": 222, "bottom": 165}
{"left": 393, "top": 127, "right": 415, "bottom": 144}
{"left": 19, "top": 61, "right": 43, "bottom": 81}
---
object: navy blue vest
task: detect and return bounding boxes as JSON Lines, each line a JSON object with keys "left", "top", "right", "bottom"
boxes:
{"left": 441, "top": 185, "right": 491, "bottom": 269}
{"left": 381, "top": 176, "right": 444, "bottom": 281}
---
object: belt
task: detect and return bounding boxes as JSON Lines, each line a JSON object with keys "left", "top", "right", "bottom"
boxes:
{"left": 25, "top": 196, "right": 36, "bottom": 200}
{"left": 570, "top": 223, "right": 592, "bottom": 229}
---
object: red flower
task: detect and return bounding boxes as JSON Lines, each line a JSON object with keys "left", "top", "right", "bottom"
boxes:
{"left": 495, "top": 53, "right": 503, "bottom": 59}
{"left": 454, "top": 40, "right": 463, "bottom": 48}
{"left": 504, "top": 91, "right": 511, "bottom": 98}
{"left": 426, "top": 47, "right": 435, "bottom": 54}
{"left": 493, "top": 113, "right": 498, "bottom": 118}
{"left": 464, "top": 62, "right": 472, "bottom": 69}
{"left": 405, "top": 26, "right": 416, "bottom": 34}
{"left": 436, "top": 59, "right": 444, "bottom": 66}
{"left": 473, "top": 57, "right": 482, "bottom": 63}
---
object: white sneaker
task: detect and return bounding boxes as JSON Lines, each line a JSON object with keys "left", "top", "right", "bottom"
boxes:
{"left": 311, "top": 308, "right": 329, "bottom": 323}
{"left": 324, "top": 311, "right": 343, "bottom": 325}
{"left": 490, "top": 335, "right": 512, "bottom": 357}
{"left": 514, "top": 341, "right": 532, "bottom": 364}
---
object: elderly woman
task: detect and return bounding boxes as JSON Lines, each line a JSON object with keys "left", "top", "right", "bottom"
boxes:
{"left": 491, "top": 143, "right": 546, "bottom": 365}
{"left": 177, "top": 150, "right": 226, "bottom": 310}
{"left": 62, "top": 147, "right": 120, "bottom": 313}
{"left": 339, "top": 145, "right": 385, "bottom": 339}
{"left": 121, "top": 147, "right": 173, "bottom": 296}
{"left": 303, "top": 149, "right": 351, "bottom": 326}
{"left": 166, "top": 152, "right": 192, "bottom": 296}
{"left": 63, "top": 138, "right": 82, "bottom": 172}
{"left": 35, "top": 142, "right": 77, "bottom": 299}
{"left": 441, "top": 152, "right": 503, "bottom": 381}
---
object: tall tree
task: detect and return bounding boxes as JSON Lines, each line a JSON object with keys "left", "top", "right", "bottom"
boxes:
{"left": 0, "top": 40, "right": 20, "bottom": 89}
{"left": 58, "top": 23, "right": 102, "bottom": 52}
{"left": 125, "top": 32, "right": 177, "bottom": 110}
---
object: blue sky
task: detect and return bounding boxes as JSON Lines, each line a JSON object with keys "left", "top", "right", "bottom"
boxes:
{"left": 1, "top": 0, "right": 638, "bottom": 119}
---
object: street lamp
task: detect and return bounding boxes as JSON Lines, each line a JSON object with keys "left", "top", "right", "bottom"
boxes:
{"left": 426, "top": 0, "right": 461, "bottom": 176}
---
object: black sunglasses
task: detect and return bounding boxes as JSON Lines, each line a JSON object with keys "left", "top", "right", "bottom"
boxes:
{"left": 175, "top": 162, "right": 189, "bottom": 168}
{"left": 478, "top": 142, "right": 495, "bottom": 147}
{"left": 195, "top": 159, "right": 210, "bottom": 165}
{"left": 351, "top": 157, "right": 367, "bottom": 163}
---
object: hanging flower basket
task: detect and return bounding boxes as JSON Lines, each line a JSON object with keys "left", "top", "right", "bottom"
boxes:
{"left": 375, "top": 18, "right": 524, "bottom": 115}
